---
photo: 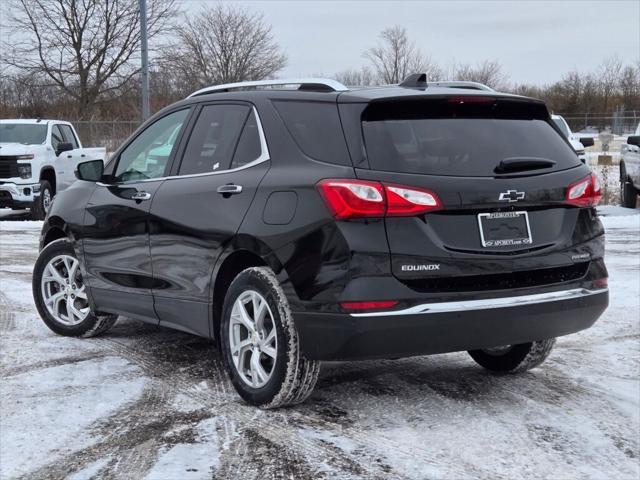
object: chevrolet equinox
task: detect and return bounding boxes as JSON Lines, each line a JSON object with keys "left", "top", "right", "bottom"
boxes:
{"left": 32, "top": 75, "right": 609, "bottom": 408}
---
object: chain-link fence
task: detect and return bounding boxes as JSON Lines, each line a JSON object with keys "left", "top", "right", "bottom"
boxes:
{"left": 72, "top": 120, "right": 141, "bottom": 153}
{"left": 560, "top": 111, "right": 639, "bottom": 135}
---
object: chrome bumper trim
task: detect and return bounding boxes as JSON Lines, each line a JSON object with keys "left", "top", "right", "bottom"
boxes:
{"left": 350, "top": 288, "right": 608, "bottom": 317}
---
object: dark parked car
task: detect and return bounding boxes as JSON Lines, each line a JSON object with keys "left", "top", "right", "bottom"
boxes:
{"left": 33, "top": 75, "right": 609, "bottom": 408}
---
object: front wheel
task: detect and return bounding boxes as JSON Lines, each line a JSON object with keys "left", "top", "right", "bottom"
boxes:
{"left": 468, "top": 339, "right": 556, "bottom": 373}
{"left": 31, "top": 180, "right": 53, "bottom": 220}
{"left": 32, "top": 238, "right": 117, "bottom": 337}
{"left": 220, "top": 267, "right": 320, "bottom": 408}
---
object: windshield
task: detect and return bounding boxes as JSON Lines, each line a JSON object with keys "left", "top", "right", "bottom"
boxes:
{"left": 0, "top": 124, "right": 48, "bottom": 145}
{"left": 362, "top": 118, "right": 580, "bottom": 177}
{"left": 552, "top": 117, "right": 570, "bottom": 138}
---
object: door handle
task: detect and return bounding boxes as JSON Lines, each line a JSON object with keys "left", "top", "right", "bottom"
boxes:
{"left": 131, "top": 191, "right": 151, "bottom": 201}
{"left": 217, "top": 184, "right": 243, "bottom": 195}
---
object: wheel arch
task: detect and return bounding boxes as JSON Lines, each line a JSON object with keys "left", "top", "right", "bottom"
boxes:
{"left": 39, "top": 167, "right": 57, "bottom": 194}
{"left": 211, "top": 237, "right": 286, "bottom": 339}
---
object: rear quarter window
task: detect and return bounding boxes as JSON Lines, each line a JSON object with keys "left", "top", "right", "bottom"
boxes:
{"left": 273, "top": 101, "right": 351, "bottom": 166}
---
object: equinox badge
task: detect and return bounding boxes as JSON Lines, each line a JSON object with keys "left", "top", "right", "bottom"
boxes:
{"left": 498, "top": 190, "right": 525, "bottom": 202}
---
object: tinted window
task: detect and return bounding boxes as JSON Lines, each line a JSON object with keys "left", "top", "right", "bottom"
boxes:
{"left": 362, "top": 111, "right": 580, "bottom": 176}
{"left": 179, "top": 105, "right": 249, "bottom": 175}
{"left": 114, "top": 109, "right": 188, "bottom": 182}
{"left": 230, "top": 110, "right": 262, "bottom": 169}
{"left": 273, "top": 101, "right": 350, "bottom": 165}
{"left": 59, "top": 125, "right": 79, "bottom": 148}
{"left": 0, "top": 124, "right": 48, "bottom": 144}
{"left": 51, "top": 125, "right": 65, "bottom": 151}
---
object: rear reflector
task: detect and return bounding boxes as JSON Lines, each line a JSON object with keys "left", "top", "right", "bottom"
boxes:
{"left": 317, "top": 179, "right": 442, "bottom": 219}
{"left": 566, "top": 172, "right": 601, "bottom": 207}
{"left": 592, "top": 278, "right": 608, "bottom": 288}
{"left": 340, "top": 301, "right": 398, "bottom": 311}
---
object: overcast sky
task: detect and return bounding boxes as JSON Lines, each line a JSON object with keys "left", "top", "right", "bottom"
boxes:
{"left": 183, "top": 0, "right": 639, "bottom": 85}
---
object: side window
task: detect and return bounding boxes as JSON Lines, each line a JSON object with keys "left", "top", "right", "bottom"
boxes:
{"left": 272, "top": 101, "right": 351, "bottom": 165}
{"left": 230, "top": 110, "right": 262, "bottom": 169}
{"left": 179, "top": 104, "right": 249, "bottom": 175}
{"left": 51, "top": 125, "right": 65, "bottom": 151}
{"left": 114, "top": 109, "right": 189, "bottom": 183}
{"left": 59, "top": 125, "right": 79, "bottom": 149}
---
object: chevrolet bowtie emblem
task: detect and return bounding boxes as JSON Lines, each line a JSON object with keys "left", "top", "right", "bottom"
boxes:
{"left": 498, "top": 190, "right": 525, "bottom": 202}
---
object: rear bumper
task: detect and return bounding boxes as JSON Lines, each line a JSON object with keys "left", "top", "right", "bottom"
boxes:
{"left": 294, "top": 288, "right": 609, "bottom": 360}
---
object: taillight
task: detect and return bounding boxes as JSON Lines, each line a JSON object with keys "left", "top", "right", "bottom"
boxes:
{"left": 566, "top": 173, "right": 601, "bottom": 207}
{"left": 317, "top": 179, "right": 442, "bottom": 219}
{"left": 447, "top": 96, "right": 495, "bottom": 104}
{"left": 385, "top": 184, "right": 441, "bottom": 216}
{"left": 316, "top": 180, "right": 385, "bottom": 219}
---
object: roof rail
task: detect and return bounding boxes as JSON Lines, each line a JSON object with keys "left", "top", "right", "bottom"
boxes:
{"left": 427, "top": 81, "right": 495, "bottom": 91}
{"left": 187, "top": 78, "right": 349, "bottom": 98}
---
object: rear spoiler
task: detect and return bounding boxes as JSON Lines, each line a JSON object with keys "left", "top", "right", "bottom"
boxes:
{"left": 362, "top": 95, "right": 549, "bottom": 122}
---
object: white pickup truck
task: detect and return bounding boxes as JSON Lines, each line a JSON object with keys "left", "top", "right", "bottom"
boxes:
{"left": 0, "top": 119, "right": 106, "bottom": 219}
{"left": 620, "top": 123, "right": 640, "bottom": 208}
{"left": 551, "top": 114, "right": 593, "bottom": 164}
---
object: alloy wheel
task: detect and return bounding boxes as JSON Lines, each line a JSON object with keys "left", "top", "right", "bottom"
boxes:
{"left": 229, "top": 290, "right": 278, "bottom": 388}
{"left": 40, "top": 254, "right": 89, "bottom": 325}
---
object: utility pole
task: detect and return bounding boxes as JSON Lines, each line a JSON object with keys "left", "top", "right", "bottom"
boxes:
{"left": 139, "top": 0, "right": 150, "bottom": 121}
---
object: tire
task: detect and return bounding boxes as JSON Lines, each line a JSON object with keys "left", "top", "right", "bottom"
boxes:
{"left": 32, "top": 238, "right": 117, "bottom": 337}
{"left": 468, "top": 339, "right": 556, "bottom": 373}
{"left": 620, "top": 176, "right": 638, "bottom": 209}
{"left": 220, "top": 266, "right": 320, "bottom": 408}
{"left": 31, "top": 180, "right": 53, "bottom": 220}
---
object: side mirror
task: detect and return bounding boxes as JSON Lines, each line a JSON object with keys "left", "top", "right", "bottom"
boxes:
{"left": 627, "top": 136, "right": 640, "bottom": 147}
{"left": 579, "top": 137, "right": 594, "bottom": 148}
{"left": 75, "top": 159, "right": 104, "bottom": 182}
{"left": 56, "top": 142, "right": 74, "bottom": 156}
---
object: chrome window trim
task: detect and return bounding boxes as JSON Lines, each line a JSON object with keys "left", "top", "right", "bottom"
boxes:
{"left": 350, "top": 288, "right": 608, "bottom": 317}
{"left": 97, "top": 106, "right": 270, "bottom": 187}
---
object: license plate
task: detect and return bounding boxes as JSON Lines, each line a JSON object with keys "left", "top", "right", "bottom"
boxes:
{"left": 478, "top": 211, "right": 532, "bottom": 247}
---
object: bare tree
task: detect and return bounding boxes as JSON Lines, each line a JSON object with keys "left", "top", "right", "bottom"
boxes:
{"left": 161, "top": 5, "right": 287, "bottom": 94}
{"left": 334, "top": 66, "right": 376, "bottom": 87}
{"left": 619, "top": 63, "right": 640, "bottom": 111}
{"left": 450, "top": 60, "right": 508, "bottom": 90}
{"left": 599, "top": 55, "right": 623, "bottom": 113}
{"left": 5, "top": 0, "right": 176, "bottom": 119}
{"left": 364, "top": 26, "right": 440, "bottom": 84}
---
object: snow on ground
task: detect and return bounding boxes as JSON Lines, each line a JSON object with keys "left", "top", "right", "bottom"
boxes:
{"left": 1, "top": 208, "right": 639, "bottom": 479}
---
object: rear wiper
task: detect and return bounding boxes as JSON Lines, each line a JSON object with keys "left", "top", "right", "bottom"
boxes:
{"left": 494, "top": 157, "right": 556, "bottom": 174}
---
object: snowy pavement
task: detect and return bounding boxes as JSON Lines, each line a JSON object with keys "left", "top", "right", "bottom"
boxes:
{"left": 1, "top": 208, "right": 639, "bottom": 480}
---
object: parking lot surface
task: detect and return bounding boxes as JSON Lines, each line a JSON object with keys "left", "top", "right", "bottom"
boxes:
{"left": 1, "top": 208, "right": 638, "bottom": 480}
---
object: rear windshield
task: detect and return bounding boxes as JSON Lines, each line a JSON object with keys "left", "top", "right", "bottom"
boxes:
{"left": 362, "top": 99, "right": 580, "bottom": 176}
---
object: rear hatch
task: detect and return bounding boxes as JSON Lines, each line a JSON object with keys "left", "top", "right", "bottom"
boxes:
{"left": 353, "top": 95, "right": 596, "bottom": 292}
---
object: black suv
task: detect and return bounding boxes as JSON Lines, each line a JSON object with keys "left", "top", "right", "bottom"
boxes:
{"left": 33, "top": 76, "right": 609, "bottom": 408}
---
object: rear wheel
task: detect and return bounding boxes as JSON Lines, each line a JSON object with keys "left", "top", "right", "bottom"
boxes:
{"left": 32, "top": 238, "right": 117, "bottom": 337}
{"left": 220, "top": 267, "right": 320, "bottom": 408}
{"left": 468, "top": 339, "right": 556, "bottom": 373}
{"left": 620, "top": 176, "right": 638, "bottom": 208}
